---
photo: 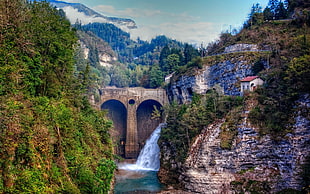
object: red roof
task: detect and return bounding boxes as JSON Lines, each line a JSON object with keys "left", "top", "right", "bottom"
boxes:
{"left": 240, "top": 76, "right": 259, "bottom": 82}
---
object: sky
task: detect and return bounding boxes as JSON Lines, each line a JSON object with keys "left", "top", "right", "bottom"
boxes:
{"left": 63, "top": 0, "right": 269, "bottom": 46}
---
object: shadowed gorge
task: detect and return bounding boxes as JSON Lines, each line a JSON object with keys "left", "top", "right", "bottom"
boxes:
{"left": 101, "top": 100, "right": 127, "bottom": 157}
{"left": 137, "top": 100, "right": 163, "bottom": 148}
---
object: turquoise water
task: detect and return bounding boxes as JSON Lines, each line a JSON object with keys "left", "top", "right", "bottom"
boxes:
{"left": 114, "top": 170, "right": 164, "bottom": 193}
{"left": 114, "top": 125, "right": 164, "bottom": 193}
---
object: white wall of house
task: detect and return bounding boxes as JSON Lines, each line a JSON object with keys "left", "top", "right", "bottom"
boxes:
{"left": 241, "top": 78, "right": 264, "bottom": 94}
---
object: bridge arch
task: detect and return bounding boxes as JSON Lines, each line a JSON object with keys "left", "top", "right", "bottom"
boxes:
{"left": 101, "top": 99, "right": 127, "bottom": 157}
{"left": 137, "top": 99, "right": 163, "bottom": 149}
{"left": 97, "top": 87, "right": 168, "bottom": 158}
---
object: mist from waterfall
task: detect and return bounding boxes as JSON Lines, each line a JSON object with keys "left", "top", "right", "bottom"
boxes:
{"left": 118, "top": 123, "right": 164, "bottom": 171}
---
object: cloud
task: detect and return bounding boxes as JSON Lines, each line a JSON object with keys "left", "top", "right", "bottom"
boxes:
{"left": 60, "top": 2, "right": 224, "bottom": 45}
{"left": 92, "top": 4, "right": 216, "bottom": 45}
{"left": 129, "top": 21, "right": 221, "bottom": 46}
{"left": 61, "top": 6, "right": 108, "bottom": 24}
{"left": 93, "top": 5, "right": 162, "bottom": 18}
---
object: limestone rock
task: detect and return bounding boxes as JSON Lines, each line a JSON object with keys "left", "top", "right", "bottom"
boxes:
{"left": 177, "top": 95, "right": 310, "bottom": 193}
{"left": 168, "top": 56, "right": 259, "bottom": 103}
{"left": 224, "top": 44, "right": 259, "bottom": 53}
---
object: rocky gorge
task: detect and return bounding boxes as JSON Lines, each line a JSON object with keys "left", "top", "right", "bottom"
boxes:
{"left": 159, "top": 45, "right": 310, "bottom": 193}
{"left": 160, "top": 93, "right": 309, "bottom": 193}
{"left": 178, "top": 94, "right": 310, "bottom": 193}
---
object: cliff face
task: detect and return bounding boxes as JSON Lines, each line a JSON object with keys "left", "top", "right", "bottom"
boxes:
{"left": 167, "top": 52, "right": 268, "bottom": 104}
{"left": 160, "top": 94, "right": 310, "bottom": 193}
{"left": 77, "top": 30, "right": 117, "bottom": 67}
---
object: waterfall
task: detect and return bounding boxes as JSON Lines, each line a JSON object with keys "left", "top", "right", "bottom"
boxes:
{"left": 119, "top": 123, "right": 164, "bottom": 171}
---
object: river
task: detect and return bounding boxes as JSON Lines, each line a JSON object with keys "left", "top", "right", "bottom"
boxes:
{"left": 114, "top": 124, "right": 165, "bottom": 193}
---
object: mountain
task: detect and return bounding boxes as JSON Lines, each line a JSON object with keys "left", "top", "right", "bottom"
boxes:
{"left": 46, "top": 0, "right": 137, "bottom": 30}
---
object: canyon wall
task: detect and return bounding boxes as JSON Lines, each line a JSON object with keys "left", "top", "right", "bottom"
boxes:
{"left": 160, "top": 49, "right": 309, "bottom": 193}
{"left": 167, "top": 52, "right": 268, "bottom": 104}
{"left": 180, "top": 95, "right": 309, "bottom": 193}
{"left": 160, "top": 94, "right": 309, "bottom": 193}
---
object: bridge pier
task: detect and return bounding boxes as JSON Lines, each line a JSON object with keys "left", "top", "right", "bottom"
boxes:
{"left": 125, "top": 102, "right": 139, "bottom": 158}
{"left": 99, "top": 87, "right": 168, "bottom": 159}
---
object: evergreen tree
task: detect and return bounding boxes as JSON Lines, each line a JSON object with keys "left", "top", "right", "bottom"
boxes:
{"left": 263, "top": 6, "right": 274, "bottom": 20}
{"left": 276, "top": 1, "right": 289, "bottom": 19}
{"left": 264, "top": 0, "right": 289, "bottom": 20}
{"left": 184, "top": 43, "right": 199, "bottom": 64}
{"left": 248, "top": 4, "right": 264, "bottom": 26}
{"left": 269, "top": 0, "right": 279, "bottom": 18}
{"left": 149, "top": 64, "right": 163, "bottom": 88}
{"left": 159, "top": 45, "right": 170, "bottom": 67}
{"left": 165, "top": 54, "right": 180, "bottom": 74}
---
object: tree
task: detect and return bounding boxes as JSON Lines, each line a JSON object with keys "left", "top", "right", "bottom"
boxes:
{"left": 108, "top": 65, "right": 130, "bottom": 87}
{"left": 184, "top": 43, "right": 199, "bottom": 64}
{"left": 159, "top": 45, "right": 170, "bottom": 67}
{"left": 276, "top": 1, "right": 289, "bottom": 19}
{"left": 286, "top": 0, "right": 310, "bottom": 12}
{"left": 285, "top": 55, "right": 310, "bottom": 93}
{"left": 266, "top": 0, "right": 289, "bottom": 20}
{"left": 247, "top": 3, "right": 264, "bottom": 26}
{"left": 149, "top": 64, "right": 163, "bottom": 88}
{"left": 269, "top": 0, "right": 279, "bottom": 18}
{"left": 165, "top": 54, "right": 180, "bottom": 74}
{"left": 263, "top": 6, "right": 273, "bottom": 20}
{"left": 27, "top": 1, "right": 77, "bottom": 97}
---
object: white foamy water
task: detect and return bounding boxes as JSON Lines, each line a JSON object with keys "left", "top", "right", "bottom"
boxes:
{"left": 118, "top": 123, "right": 164, "bottom": 171}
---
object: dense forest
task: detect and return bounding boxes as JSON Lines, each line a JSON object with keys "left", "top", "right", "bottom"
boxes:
{"left": 0, "top": 1, "right": 115, "bottom": 193}
{"left": 73, "top": 21, "right": 201, "bottom": 90}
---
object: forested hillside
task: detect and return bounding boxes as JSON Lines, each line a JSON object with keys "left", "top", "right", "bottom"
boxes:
{"left": 0, "top": 1, "right": 115, "bottom": 193}
{"left": 159, "top": 0, "right": 310, "bottom": 192}
{"left": 73, "top": 24, "right": 201, "bottom": 92}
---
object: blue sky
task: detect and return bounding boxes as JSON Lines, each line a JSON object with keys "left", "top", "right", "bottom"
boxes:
{"left": 64, "top": 0, "right": 269, "bottom": 45}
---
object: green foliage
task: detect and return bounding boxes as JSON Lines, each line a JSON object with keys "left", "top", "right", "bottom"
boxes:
{"left": 149, "top": 64, "right": 164, "bottom": 88}
{"left": 285, "top": 54, "right": 310, "bottom": 93}
{"left": 205, "top": 2, "right": 310, "bottom": 138}
{"left": 186, "top": 57, "right": 203, "bottom": 69}
{"left": 248, "top": 54, "right": 309, "bottom": 137}
{"left": 0, "top": 1, "right": 115, "bottom": 193}
{"left": 231, "top": 179, "right": 271, "bottom": 194}
{"left": 252, "top": 58, "right": 266, "bottom": 75}
{"left": 12, "top": 169, "right": 48, "bottom": 193}
{"left": 81, "top": 22, "right": 131, "bottom": 58}
{"left": 160, "top": 91, "right": 244, "bottom": 165}
{"left": 184, "top": 43, "right": 199, "bottom": 64}
{"left": 165, "top": 54, "right": 180, "bottom": 74}
{"left": 94, "top": 159, "right": 116, "bottom": 194}
{"left": 220, "top": 106, "right": 242, "bottom": 149}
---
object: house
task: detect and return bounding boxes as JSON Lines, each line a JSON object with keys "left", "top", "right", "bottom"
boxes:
{"left": 240, "top": 76, "right": 264, "bottom": 94}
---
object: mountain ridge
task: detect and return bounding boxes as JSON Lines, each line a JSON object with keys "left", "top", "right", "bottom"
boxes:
{"left": 45, "top": 0, "right": 137, "bottom": 30}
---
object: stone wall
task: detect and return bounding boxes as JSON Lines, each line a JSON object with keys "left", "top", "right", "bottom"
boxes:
{"left": 224, "top": 44, "right": 259, "bottom": 53}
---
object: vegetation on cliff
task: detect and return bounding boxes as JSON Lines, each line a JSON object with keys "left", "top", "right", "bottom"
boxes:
{"left": 159, "top": 92, "right": 243, "bottom": 187}
{"left": 0, "top": 1, "right": 115, "bottom": 193}
{"left": 159, "top": 0, "right": 310, "bottom": 191}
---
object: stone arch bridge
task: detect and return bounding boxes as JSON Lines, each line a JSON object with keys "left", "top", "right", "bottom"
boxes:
{"left": 96, "top": 87, "right": 168, "bottom": 158}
